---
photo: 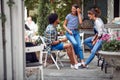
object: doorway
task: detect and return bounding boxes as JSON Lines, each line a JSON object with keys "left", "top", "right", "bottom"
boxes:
{"left": 114, "top": 0, "right": 119, "bottom": 17}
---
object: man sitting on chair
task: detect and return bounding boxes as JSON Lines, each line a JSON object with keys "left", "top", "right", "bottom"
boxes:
{"left": 44, "top": 13, "right": 81, "bottom": 69}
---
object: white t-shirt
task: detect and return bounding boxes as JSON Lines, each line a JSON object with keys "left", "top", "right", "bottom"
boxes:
{"left": 94, "top": 18, "right": 107, "bottom": 36}
{"left": 25, "top": 21, "right": 36, "bottom": 32}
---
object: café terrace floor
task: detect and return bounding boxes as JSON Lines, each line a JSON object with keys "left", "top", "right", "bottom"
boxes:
{"left": 26, "top": 51, "right": 112, "bottom": 80}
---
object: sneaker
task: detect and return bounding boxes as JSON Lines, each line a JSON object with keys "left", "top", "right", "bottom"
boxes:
{"left": 86, "top": 65, "right": 89, "bottom": 68}
{"left": 82, "top": 64, "right": 89, "bottom": 69}
{"left": 70, "top": 64, "right": 74, "bottom": 69}
{"left": 83, "top": 65, "right": 89, "bottom": 69}
{"left": 70, "top": 64, "right": 79, "bottom": 70}
{"left": 76, "top": 63, "right": 82, "bottom": 66}
{"left": 81, "top": 62, "right": 85, "bottom": 66}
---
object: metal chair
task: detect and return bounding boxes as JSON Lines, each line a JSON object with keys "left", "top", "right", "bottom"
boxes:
{"left": 25, "top": 44, "right": 44, "bottom": 80}
{"left": 39, "top": 36, "right": 64, "bottom": 70}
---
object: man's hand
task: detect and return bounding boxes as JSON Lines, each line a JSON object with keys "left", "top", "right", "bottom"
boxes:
{"left": 59, "top": 38, "right": 67, "bottom": 42}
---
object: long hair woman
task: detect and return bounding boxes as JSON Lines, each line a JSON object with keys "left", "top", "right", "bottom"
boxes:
{"left": 63, "top": 4, "right": 85, "bottom": 67}
{"left": 83, "top": 7, "right": 107, "bottom": 67}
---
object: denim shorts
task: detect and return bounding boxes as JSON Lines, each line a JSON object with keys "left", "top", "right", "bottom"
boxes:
{"left": 51, "top": 42, "right": 64, "bottom": 50}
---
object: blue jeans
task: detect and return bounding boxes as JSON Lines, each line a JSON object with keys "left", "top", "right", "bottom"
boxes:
{"left": 66, "top": 30, "right": 84, "bottom": 60}
{"left": 51, "top": 42, "right": 64, "bottom": 50}
{"left": 84, "top": 37, "right": 102, "bottom": 65}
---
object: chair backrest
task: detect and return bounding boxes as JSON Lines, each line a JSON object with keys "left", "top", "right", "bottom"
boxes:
{"left": 25, "top": 45, "right": 42, "bottom": 53}
{"left": 79, "top": 32, "right": 84, "bottom": 44}
{"left": 25, "top": 44, "right": 44, "bottom": 64}
{"left": 39, "top": 36, "right": 47, "bottom": 47}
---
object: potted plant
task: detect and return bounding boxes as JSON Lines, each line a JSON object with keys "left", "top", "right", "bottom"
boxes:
{"left": 101, "top": 33, "right": 120, "bottom": 52}
{"left": 99, "top": 32, "right": 120, "bottom": 80}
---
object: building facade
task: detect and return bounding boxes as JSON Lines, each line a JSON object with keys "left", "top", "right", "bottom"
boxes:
{"left": 83, "top": 0, "right": 120, "bottom": 23}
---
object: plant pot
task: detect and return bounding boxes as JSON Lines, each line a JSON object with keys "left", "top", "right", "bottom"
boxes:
{"left": 99, "top": 50, "right": 120, "bottom": 80}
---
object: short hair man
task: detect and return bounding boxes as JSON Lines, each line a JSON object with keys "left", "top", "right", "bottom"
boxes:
{"left": 44, "top": 13, "right": 81, "bottom": 69}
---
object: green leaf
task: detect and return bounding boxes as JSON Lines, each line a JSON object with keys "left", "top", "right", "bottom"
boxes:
{"left": 102, "top": 40, "right": 120, "bottom": 52}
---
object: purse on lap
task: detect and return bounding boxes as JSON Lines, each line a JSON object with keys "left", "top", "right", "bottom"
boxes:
{"left": 92, "top": 34, "right": 99, "bottom": 45}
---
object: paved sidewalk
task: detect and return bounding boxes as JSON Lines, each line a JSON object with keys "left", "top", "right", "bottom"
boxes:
{"left": 26, "top": 51, "right": 112, "bottom": 80}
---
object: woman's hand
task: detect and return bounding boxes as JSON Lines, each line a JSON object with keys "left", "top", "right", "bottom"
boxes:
{"left": 92, "top": 34, "right": 99, "bottom": 45}
{"left": 77, "top": 8, "right": 81, "bottom": 14}
{"left": 77, "top": 8, "right": 82, "bottom": 24}
{"left": 68, "top": 30, "right": 73, "bottom": 35}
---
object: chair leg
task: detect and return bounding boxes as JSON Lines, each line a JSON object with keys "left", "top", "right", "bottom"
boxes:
{"left": 105, "top": 62, "right": 108, "bottom": 73}
{"left": 44, "top": 53, "right": 48, "bottom": 67}
{"left": 51, "top": 54, "right": 60, "bottom": 70}
{"left": 101, "top": 59, "right": 105, "bottom": 71}
{"left": 58, "top": 60, "right": 64, "bottom": 67}
{"left": 57, "top": 51, "right": 64, "bottom": 67}
{"left": 37, "top": 66, "right": 44, "bottom": 80}
{"left": 97, "top": 58, "right": 99, "bottom": 66}
{"left": 25, "top": 73, "right": 29, "bottom": 80}
{"left": 40, "top": 66, "right": 44, "bottom": 80}
{"left": 97, "top": 55, "right": 100, "bottom": 66}
{"left": 38, "top": 68, "right": 40, "bottom": 80}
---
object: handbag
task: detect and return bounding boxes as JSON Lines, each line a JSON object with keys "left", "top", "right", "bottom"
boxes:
{"left": 92, "top": 34, "right": 99, "bottom": 45}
